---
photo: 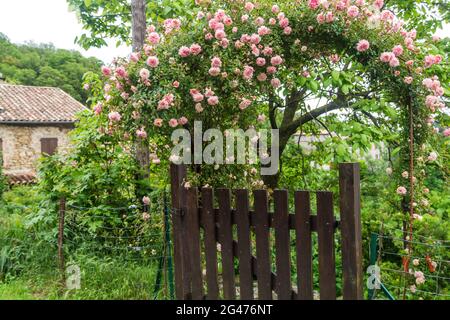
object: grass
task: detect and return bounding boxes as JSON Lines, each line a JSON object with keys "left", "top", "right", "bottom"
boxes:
{"left": 0, "top": 185, "right": 172, "bottom": 300}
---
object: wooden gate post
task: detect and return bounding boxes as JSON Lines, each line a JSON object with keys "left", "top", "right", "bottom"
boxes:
{"left": 170, "top": 164, "right": 189, "bottom": 299}
{"left": 339, "top": 163, "right": 364, "bottom": 300}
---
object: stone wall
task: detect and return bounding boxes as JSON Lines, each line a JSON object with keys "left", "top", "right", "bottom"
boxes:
{"left": 0, "top": 124, "right": 73, "bottom": 176}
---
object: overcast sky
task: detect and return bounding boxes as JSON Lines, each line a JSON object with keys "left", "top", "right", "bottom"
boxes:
{"left": 0, "top": 0, "right": 130, "bottom": 63}
{"left": 0, "top": 0, "right": 449, "bottom": 64}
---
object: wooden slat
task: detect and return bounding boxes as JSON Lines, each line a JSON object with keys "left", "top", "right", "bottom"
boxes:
{"left": 203, "top": 209, "right": 338, "bottom": 232}
{"left": 235, "top": 189, "right": 253, "bottom": 300}
{"left": 295, "top": 191, "right": 313, "bottom": 300}
{"left": 217, "top": 188, "right": 236, "bottom": 299}
{"left": 169, "top": 164, "right": 185, "bottom": 300}
{"left": 254, "top": 190, "right": 272, "bottom": 300}
{"left": 187, "top": 187, "right": 203, "bottom": 300}
{"left": 339, "top": 163, "right": 363, "bottom": 300}
{"left": 202, "top": 188, "right": 219, "bottom": 300}
{"left": 316, "top": 191, "right": 337, "bottom": 300}
{"left": 274, "top": 190, "right": 291, "bottom": 300}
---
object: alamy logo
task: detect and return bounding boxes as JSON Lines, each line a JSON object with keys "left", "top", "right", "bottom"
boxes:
{"left": 366, "top": 265, "right": 381, "bottom": 289}
{"left": 170, "top": 121, "right": 280, "bottom": 176}
{"left": 66, "top": 264, "right": 81, "bottom": 290}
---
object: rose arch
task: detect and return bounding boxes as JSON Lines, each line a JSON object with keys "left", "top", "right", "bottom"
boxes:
{"left": 88, "top": 0, "right": 444, "bottom": 232}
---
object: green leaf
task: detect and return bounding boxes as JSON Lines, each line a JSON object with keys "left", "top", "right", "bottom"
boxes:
{"left": 331, "top": 70, "right": 340, "bottom": 81}
{"left": 84, "top": 0, "right": 92, "bottom": 7}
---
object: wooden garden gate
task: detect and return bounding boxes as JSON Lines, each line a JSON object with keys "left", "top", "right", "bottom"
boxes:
{"left": 170, "top": 163, "right": 363, "bottom": 300}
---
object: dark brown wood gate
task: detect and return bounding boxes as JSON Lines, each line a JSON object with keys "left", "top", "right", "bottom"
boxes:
{"left": 170, "top": 163, "right": 363, "bottom": 300}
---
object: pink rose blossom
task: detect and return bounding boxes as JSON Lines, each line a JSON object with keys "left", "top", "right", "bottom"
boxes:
{"left": 147, "top": 32, "right": 160, "bottom": 44}
{"left": 243, "top": 66, "right": 255, "bottom": 80}
{"left": 179, "top": 117, "right": 188, "bottom": 125}
{"left": 396, "top": 186, "right": 407, "bottom": 196}
{"left": 271, "top": 55, "right": 283, "bottom": 66}
{"left": 211, "top": 57, "right": 222, "bottom": 68}
{"left": 443, "top": 128, "right": 450, "bottom": 137}
{"left": 190, "top": 43, "right": 202, "bottom": 55}
{"left": 172, "top": 81, "right": 180, "bottom": 88}
{"left": 207, "top": 96, "right": 219, "bottom": 106}
{"left": 136, "top": 128, "right": 147, "bottom": 139}
{"left": 256, "top": 57, "right": 266, "bottom": 66}
{"left": 115, "top": 66, "right": 127, "bottom": 78}
{"left": 209, "top": 67, "right": 221, "bottom": 77}
{"left": 257, "top": 114, "right": 266, "bottom": 122}
{"left": 153, "top": 118, "right": 163, "bottom": 127}
{"left": 244, "top": 2, "right": 255, "bottom": 11}
{"left": 215, "top": 29, "right": 226, "bottom": 40}
{"left": 139, "top": 68, "right": 150, "bottom": 80}
{"left": 271, "top": 78, "right": 281, "bottom": 88}
{"left": 272, "top": 5, "right": 280, "bottom": 13}
{"left": 108, "top": 111, "right": 121, "bottom": 122}
{"left": 93, "top": 103, "right": 102, "bottom": 115}
{"left": 178, "top": 46, "right": 190, "bottom": 57}
{"left": 404, "top": 76, "right": 413, "bottom": 84}
{"left": 142, "top": 196, "right": 151, "bottom": 205}
{"left": 101, "top": 66, "right": 111, "bottom": 76}
{"left": 257, "top": 73, "right": 267, "bottom": 81}
{"left": 146, "top": 56, "right": 159, "bottom": 68}
{"left": 169, "top": 118, "right": 178, "bottom": 128}
{"left": 267, "top": 66, "right": 277, "bottom": 74}
{"left": 389, "top": 57, "right": 400, "bottom": 67}
{"left": 130, "top": 52, "right": 140, "bottom": 62}
{"left": 347, "top": 6, "right": 359, "bottom": 18}
{"left": 308, "top": 0, "right": 320, "bottom": 10}
{"left": 239, "top": 98, "right": 252, "bottom": 110}
{"left": 356, "top": 40, "right": 370, "bottom": 52}
{"left": 392, "top": 45, "right": 404, "bottom": 56}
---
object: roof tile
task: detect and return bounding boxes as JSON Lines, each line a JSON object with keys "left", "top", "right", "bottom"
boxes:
{"left": 0, "top": 84, "right": 87, "bottom": 123}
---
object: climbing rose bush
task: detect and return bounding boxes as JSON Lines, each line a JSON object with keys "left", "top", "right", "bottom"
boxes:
{"left": 86, "top": 0, "right": 446, "bottom": 193}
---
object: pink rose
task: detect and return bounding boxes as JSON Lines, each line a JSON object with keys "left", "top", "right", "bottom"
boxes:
{"left": 142, "top": 196, "right": 151, "bottom": 205}
{"left": 209, "top": 67, "right": 221, "bottom": 77}
{"left": 242, "top": 66, "right": 254, "bottom": 80}
{"left": 178, "top": 46, "right": 190, "bottom": 57}
{"left": 267, "top": 66, "right": 277, "bottom": 74}
{"left": 392, "top": 45, "right": 404, "bottom": 56}
{"left": 239, "top": 98, "right": 252, "bottom": 110}
{"left": 190, "top": 43, "right": 202, "bottom": 55}
{"left": 356, "top": 40, "right": 370, "bottom": 52}
{"left": 244, "top": 2, "right": 255, "bottom": 11}
{"left": 154, "top": 118, "right": 163, "bottom": 127}
{"left": 207, "top": 96, "right": 219, "bottom": 106}
{"left": 347, "top": 5, "right": 359, "bottom": 18}
{"left": 136, "top": 128, "right": 147, "bottom": 139}
{"left": 257, "top": 73, "right": 267, "bottom": 81}
{"left": 139, "top": 68, "right": 150, "bottom": 80}
{"left": 101, "top": 66, "right": 111, "bottom": 76}
{"left": 404, "top": 76, "right": 413, "bottom": 84}
{"left": 271, "top": 55, "right": 283, "bottom": 66}
{"left": 172, "top": 81, "right": 180, "bottom": 88}
{"left": 271, "top": 78, "right": 281, "bottom": 88}
{"left": 396, "top": 186, "right": 407, "bottom": 196}
{"left": 211, "top": 57, "right": 222, "bottom": 68}
{"left": 169, "top": 118, "right": 178, "bottom": 127}
{"left": 256, "top": 57, "right": 266, "bottom": 66}
{"left": 179, "top": 117, "right": 188, "bottom": 125}
{"left": 108, "top": 111, "right": 121, "bottom": 122}
{"left": 146, "top": 56, "right": 159, "bottom": 68}
{"left": 148, "top": 32, "right": 160, "bottom": 44}
{"left": 215, "top": 29, "right": 226, "bottom": 40}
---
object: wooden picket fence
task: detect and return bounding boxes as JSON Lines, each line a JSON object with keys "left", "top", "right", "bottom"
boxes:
{"left": 170, "top": 163, "right": 363, "bottom": 300}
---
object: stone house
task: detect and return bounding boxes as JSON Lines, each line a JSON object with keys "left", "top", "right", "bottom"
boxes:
{"left": 0, "top": 83, "right": 86, "bottom": 184}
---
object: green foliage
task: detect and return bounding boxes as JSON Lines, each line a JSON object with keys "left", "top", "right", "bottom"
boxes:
{"left": 67, "top": 0, "right": 196, "bottom": 49}
{"left": 0, "top": 35, "right": 102, "bottom": 103}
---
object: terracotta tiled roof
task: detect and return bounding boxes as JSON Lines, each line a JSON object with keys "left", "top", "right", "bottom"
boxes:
{"left": 0, "top": 84, "right": 86, "bottom": 123}
{"left": 5, "top": 173, "right": 36, "bottom": 185}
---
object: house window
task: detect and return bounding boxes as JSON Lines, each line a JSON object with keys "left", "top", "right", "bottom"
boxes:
{"left": 41, "top": 138, "right": 58, "bottom": 156}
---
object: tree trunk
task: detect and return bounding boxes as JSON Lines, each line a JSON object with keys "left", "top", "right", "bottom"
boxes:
{"left": 131, "top": 0, "right": 150, "bottom": 191}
